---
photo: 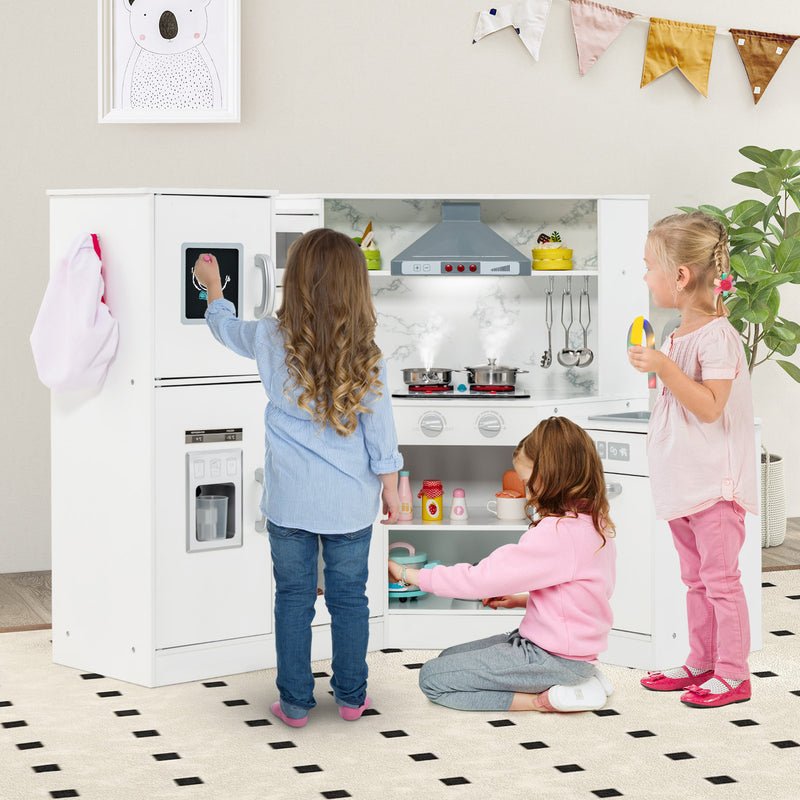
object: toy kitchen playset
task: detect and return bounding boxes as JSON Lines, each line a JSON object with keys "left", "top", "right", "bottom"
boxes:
{"left": 47, "top": 190, "right": 761, "bottom": 687}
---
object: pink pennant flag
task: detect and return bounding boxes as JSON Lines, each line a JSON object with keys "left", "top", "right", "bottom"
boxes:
{"left": 569, "top": 0, "right": 637, "bottom": 76}
{"left": 473, "top": 0, "right": 554, "bottom": 62}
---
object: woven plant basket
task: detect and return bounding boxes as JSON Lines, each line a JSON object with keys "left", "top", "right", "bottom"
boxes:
{"left": 761, "top": 446, "right": 786, "bottom": 548}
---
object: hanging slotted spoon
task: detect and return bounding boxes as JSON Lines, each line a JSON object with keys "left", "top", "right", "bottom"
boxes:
{"left": 577, "top": 277, "right": 594, "bottom": 367}
{"left": 557, "top": 278, "right": 580, "bottom": 367}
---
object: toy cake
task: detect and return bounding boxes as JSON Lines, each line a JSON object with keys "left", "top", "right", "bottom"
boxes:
{"left": 532, "top": 231, "right": 573, "bottom": 271}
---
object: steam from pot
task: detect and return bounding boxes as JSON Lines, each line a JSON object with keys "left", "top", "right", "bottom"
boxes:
{"left": 416, "top": 314, "right": 449, "bottom": 370}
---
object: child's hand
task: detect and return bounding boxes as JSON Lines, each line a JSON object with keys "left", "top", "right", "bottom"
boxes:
{"left": 380, "top": 477, "right": 400, "bottom": 525}
{"left": 627, "top": 345, "right": 662, "bottom": 375}
{"left": 482, "top": 595, "right": 525, "bottom": 610}
{"left": 388, "top": 559, "right": 403, "bottom": 583}
{"left": 194, "top": 254, "right": 224, "bottom": 301}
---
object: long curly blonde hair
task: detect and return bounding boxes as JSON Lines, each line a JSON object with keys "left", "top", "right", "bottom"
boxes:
{"left": 277, "top": 228, "right": 383, "bottom": 436}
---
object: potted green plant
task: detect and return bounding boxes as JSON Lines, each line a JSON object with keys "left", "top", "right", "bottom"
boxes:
{"left": 680, "top": 145, "right": 800, "bottom": 547}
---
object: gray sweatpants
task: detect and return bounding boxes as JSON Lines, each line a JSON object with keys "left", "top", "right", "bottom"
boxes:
{"left": 418, "top": 629, "right": 599, "bottom": 711}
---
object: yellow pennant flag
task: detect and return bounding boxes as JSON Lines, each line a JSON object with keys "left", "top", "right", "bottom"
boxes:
{"left": 641, "top": 17, "right": 716, "bottom": 97}
{"left": 730, "top": 29, "right": 798, "bottom": 104}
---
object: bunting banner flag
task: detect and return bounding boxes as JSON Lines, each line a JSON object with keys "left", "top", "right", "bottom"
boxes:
{"left": 729, "top": 28, "right": 798, "bottom": 104}
{"left": 473, "top": 0, "right": 554, "bottom": 61}
{"left": 569, "top": 0, "right": 636, "bottom": 77}
{"left": 640, "top": 17, "right": 717, "bottom": 97}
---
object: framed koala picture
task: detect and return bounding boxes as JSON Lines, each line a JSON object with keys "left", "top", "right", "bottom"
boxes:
{"left": 98, "top": 0, "right": 240, "bottom": 123}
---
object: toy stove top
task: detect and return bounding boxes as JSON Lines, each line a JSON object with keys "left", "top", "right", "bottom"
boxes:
{"left": 392, "top": 384, "right": 531, "bottom": 400}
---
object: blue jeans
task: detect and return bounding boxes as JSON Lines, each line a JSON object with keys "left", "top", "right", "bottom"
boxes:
{"left": 268, "top": 520, "right": 372, "bottom": 719}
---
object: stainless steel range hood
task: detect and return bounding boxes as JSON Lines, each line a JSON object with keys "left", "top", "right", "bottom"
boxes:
{"left": 390, "top": 202, "right": 531, "bottom": 276}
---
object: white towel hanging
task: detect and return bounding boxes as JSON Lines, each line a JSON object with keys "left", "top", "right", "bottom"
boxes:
{"left": 30, "top": 233, "right": 119, "bottom": 392}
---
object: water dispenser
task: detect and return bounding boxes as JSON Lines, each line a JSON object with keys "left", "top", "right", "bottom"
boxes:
{"left": 186, "top": 432, "right": 243, "bottom": 552}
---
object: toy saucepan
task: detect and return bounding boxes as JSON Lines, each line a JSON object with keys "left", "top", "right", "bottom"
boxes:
{"left": 388, "top": 542, "right": 441, "bottom": 601}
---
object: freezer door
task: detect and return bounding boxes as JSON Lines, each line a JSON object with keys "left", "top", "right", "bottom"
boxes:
{"left": 154, "top": 380, "right": 271, "bottom": 650}
{"left": 154, "top": 194, "right": 272, "bottom": 379}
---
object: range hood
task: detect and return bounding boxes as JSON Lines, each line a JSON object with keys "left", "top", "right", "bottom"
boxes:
{"left": 390, "top": 202, "right": 531, "bottom": 276}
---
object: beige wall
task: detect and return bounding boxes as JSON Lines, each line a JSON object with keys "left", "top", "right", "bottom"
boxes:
{"left": 3, "top": 1, "right": 799, "bottom": 571}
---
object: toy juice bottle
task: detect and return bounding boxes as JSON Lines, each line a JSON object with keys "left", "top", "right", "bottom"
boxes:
{"left": 398, "top": 470, "right": 413, "bottom": 521}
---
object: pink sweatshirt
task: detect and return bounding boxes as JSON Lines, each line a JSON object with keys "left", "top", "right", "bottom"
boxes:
{"left": 416, "top": 514, "right": 616, "bottom": 661}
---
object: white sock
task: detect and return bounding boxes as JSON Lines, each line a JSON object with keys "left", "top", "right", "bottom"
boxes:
{"left": 700, "top": 677, "right": 743, "bottom": 693}
{"left": 662, "top": 664, "right": 707, "bottom": 679}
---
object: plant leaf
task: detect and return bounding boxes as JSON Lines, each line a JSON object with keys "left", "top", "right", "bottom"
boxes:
{"left": 763, "top": 195, "right": 781, "bottom": 226}
{"left": 775, "top": 148, "right": 800, "bottom": 167}
{"left": 731, "top": 252, "right": 771, "bottom": 280}
{"left": 730, "top": 200, "right": 766, "bottom": 227}
{"left": 785, "top": 184, "right": 800, "bottom": 211}
{"left": 754, "top": 168, "right": 786, "bottom": 197}
{"left": 776, "top": 359, "right": 800, "bottom": 383}
{"left": 732, "top": 170, "right": 761, "bottom": 190}
{"left": 730, "top": 226, "right": 767, "bottom": 248}
{"left": 739, "top": 146, "right": 781, "bottom": 167}
{"left": 784, "top": 213, "right": 800, "bottom": 239}
{"left": 696, "top": 204, "right": 728, "bottom": 225}
{"left": 775, "top": 238, "right": 800, "bottom": 271}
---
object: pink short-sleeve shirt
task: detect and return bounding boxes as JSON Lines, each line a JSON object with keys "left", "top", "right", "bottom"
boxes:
{"left": 647, "top": 316, "right": 758, "bottom": 520}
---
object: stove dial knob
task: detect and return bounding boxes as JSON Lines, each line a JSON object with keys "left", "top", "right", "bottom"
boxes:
{"left": 477, "top": 411, "right": 502, "bottom": 438}
{"left": 419, "top": 411, "right": 446, "bottom": 438}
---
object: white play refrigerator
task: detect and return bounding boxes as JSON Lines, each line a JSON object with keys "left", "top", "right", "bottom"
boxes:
{"left": 47, "top": 190, "right": 330, "bottom": 687}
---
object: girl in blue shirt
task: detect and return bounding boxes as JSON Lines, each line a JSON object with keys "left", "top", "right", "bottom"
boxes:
{"left": 195, "top": 229, "right": 402, "bottom": 727}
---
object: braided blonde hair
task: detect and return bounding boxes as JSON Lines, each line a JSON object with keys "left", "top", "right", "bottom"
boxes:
{"left": 647, "top": 211, "right": 730, "bottom": 316}
{"left": 277, "top": 228, "right": 383, "bottom": 437}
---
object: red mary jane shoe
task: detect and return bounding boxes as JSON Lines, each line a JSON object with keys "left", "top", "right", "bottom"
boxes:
{"left": 680, "top": 677, "right": 751, "bottom": 708}
{"left": 640, "top": 667, "right": 714, "bottom": 692}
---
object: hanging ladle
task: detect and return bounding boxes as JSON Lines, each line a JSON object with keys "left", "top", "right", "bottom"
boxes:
{"left": 557, "top": 277, "right": 580, "bottom": 367}
{"left": 577, "top": 277, "right": 594, "bottom": 367}
{"left": 540, "top": 277, "right": 554, "bottom": 368}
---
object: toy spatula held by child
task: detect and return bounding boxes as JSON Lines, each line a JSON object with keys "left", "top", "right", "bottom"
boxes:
{"left": 628, "top": 316, "right": 656, "bottom": 388}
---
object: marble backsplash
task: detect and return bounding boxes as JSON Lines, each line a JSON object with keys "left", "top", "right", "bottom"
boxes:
{"left": 324, "top": 197, "right": 600, "bottom": 398}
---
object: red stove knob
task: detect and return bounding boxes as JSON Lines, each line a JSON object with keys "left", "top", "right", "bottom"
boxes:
{"left": 457, "top": 264, "right": 465, "bottom": 272}
{"left": 445, "top": 264, "right": 453, "bottom": 272}
{"left": 469, "top": 264, "right": 478, "bottom": 272}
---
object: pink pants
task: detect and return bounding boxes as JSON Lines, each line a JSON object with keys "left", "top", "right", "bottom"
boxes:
{"left": 669, "top": 500, "right": 750, "bottom": 681}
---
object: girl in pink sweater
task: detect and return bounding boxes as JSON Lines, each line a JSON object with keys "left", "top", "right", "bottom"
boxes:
{"left": 388, "top": 416, "right": 616, "bottom": 713}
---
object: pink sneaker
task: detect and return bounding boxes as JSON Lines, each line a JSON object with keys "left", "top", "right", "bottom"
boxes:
{"left": 270, "top": 701, "right": 308, "bottom": 727}
{"left": 681, "top": 678, "right": 751, "bottom": 708}
{"left": 640, "top": 667, "right": 714, "bottom": 692}
{"left": 339, "top": 696, "right": 371, "bottom": 721}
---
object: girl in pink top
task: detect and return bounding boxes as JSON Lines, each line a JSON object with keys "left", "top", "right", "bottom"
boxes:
{"left": 388, "top": 417, "right": 617, "bottom": 713}
{"left": 628, "top": 211, "right": 757, "bottom": 708}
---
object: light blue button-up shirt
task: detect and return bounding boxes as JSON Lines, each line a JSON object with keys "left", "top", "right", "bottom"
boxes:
{"left": 206, "top": 299, "right": 403, "bottom": 533}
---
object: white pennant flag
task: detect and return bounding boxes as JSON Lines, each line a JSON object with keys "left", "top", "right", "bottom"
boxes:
{"left": 473, "top": 0, "right": 554, "bottom": 61}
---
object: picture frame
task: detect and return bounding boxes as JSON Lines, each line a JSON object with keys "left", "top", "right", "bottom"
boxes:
{"left": 98, "top": 0, "right": 240, "bottom": 123}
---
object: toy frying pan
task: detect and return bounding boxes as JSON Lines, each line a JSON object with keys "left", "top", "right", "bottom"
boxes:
{"left": 628, "top": 316, "right": 656, "bottom": 388}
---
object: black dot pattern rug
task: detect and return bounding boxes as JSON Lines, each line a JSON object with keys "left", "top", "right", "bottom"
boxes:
{"left": 1, "top": 571, "right": 798, "bottom": 800}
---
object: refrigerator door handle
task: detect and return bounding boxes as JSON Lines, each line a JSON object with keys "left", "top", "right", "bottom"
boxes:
{"left": 606, "top": 480, "right": 623, "bottom": 499}
{"left": 254, "top": 253, "right": 275, "bottom": 319}
{"left": 254, "top": 467, "right": 267, "bottom": 533}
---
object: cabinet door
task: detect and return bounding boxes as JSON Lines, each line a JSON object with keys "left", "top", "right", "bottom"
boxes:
{"left": 606, "top": 473, "right": 654, "bottom": 635}
{"left": 154, "top": 381, "right": 271, "bottom": 649}
{"left": 154, "top": 194, "right": 272, "bottom": 380}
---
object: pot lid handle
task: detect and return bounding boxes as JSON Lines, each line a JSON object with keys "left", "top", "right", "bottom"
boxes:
{"left": 389, "top": 542, "right": 415, "bottom": 555}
